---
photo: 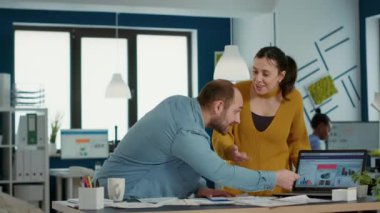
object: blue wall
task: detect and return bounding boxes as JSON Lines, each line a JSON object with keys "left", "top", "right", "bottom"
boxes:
{"left": 0, "top": 8, "right": 229, "bottom": 203}
{"left": 359, "top": 1, "right": 380, "bottom": 121}
{"left": 0, "top": 8, "right": 230, "bottom": 93}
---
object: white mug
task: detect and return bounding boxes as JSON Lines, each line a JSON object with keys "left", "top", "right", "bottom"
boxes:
{"left": 107, "top": 178, "right": 125, "bottom": 201}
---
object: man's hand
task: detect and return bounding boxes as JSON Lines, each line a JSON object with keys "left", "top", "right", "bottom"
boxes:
{"left": 230, "top": 145, "right": 249, "bottom": 162}
{"left": 275, "top": 170, "right": 300, "bottom": 190}
{"left": 196, "top": 187, "right": 234, "bottom": 198}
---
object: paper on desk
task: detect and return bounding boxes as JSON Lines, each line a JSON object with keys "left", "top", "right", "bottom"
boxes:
{"left": 138, "top": 197, "right": 235, "bottom": 206}
{"left": 108, "top": 202, "right": 162, "bottom": 208}
{"left": 277, "top": 195, "right": 309, "bottom": 203}
{"left": 138, "top": 197, "right": 232, "bottom": 206}
{"left": 232, "top": 196, "right": 304, "bottom": 207}
{"left": 138, "top": 197, "right": 177, "bottom": 204}
{"left": 109, "top": 197, "right": 186, "bottom": 208}
{"left": 68, "top": 198, "right": 113, "bottom": 204}
{"left": 160, "top": 199, "right": 200, "bottom": 206}
{"left": 278, "top": 195, "right": 331, "bottom": 203}
{"left": 67, "top": 198, "right": 79, "bottom": 204}
{"left": 62, "top": 201, "right": 78, "bottom": 208}
{"left": 140, "top": 197, "right": 192, "bottom": 206}
{"left": 190, "top": 198, "right": 235, "bottom": 205}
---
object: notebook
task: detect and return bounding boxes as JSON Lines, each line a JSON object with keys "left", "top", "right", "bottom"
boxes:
{"left": 274, "top": 150, "right": 367, "bottom": 198}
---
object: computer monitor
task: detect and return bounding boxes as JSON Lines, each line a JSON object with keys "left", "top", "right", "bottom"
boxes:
{"left": 60, "top": 129, "right": 109, "bottom": 159}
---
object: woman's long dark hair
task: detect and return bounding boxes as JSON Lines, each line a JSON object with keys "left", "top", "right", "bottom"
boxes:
{"left": 255, "top": 46, "right": 297, "bottom": 100}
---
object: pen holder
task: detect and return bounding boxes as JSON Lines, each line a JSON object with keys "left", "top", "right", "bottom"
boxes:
{"left": 79, "top": 187, "right": 104, "bottom": 210}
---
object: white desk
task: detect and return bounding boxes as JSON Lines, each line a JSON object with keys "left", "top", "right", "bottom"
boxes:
{"left": 52, "top": 198, "right": 380, "bottom": 213}
{"left": 49, "top": 168, "right": 83, "bottom": 200}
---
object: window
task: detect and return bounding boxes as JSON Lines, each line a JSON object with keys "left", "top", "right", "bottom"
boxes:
{"left": 14, "top": 30, "right": 71, "bottom": 149}
{"left": 15, "top": 27, "right": 192, "bottom": 148}
{"left": 81, "top": 37, "right": 128, "bottom": 140}
{"left": 137, "top": 34, "right": 189, "bottom": 119}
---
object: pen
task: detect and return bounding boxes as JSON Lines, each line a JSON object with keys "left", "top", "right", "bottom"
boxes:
{"left": 87, "top": 176, "right": 93, "bottom": 188}
{"left": 82, "top": 176, "right": 88, "bottom": 188}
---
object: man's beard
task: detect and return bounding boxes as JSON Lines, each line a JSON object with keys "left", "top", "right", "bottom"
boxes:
{"left": 209, "top": 112, "right": 228, "bottom": 135}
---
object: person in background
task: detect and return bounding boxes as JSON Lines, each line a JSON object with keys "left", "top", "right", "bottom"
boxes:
{"left": 94, "top": 79, "right": 299, "bottom": 199}
{"left": 309, "top": 108, "right": 331, "bottom": 150}
{"left": 212, "top": 46, "right": 310, "bottom": 196}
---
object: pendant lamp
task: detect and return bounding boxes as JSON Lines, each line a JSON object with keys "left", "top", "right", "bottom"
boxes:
{"left": 105, "top": 73, "right": 131, "bottom": 99}
{"left": 105, "top": 13, "right": 131, "bottom": 149}
{"left": 214, "top": 45, "right": 250, "bottom": 81}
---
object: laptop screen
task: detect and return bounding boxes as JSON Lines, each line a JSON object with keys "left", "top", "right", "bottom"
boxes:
{"left": 294, "top": 150, "right": 367, "bottom": 191}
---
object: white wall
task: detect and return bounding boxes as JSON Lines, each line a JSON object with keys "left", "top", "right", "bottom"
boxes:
{"left": 366, "top": 15, "right": 380, "bottom": 121}
{"left": 233, "top": 13, "right": 274, "bottom": 72}
{"left": 235, "top": 0, "right": 360, "bottom": 130}
{"left": 0, "top": 0, "right": 275, "bottom": 18}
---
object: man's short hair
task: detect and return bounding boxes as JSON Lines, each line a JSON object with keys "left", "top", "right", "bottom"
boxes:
{"left": 197, "top": 79, "right": 235, "bottom": 109}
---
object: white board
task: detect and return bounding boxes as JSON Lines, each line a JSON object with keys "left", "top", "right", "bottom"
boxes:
{"left": 328, "top": 122, "right": 379, "bottom": 150}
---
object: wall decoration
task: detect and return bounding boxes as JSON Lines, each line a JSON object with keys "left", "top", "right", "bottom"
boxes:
{"left": 295, "top": 25, "right": 360, "bottom": 121}
{"left": 307, "top": 75, "right": 338, "bottom": 105}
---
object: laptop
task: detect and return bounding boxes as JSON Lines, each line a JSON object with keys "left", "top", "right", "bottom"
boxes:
{"left": 274, "top": 150, "right": 367, "bottom": 198}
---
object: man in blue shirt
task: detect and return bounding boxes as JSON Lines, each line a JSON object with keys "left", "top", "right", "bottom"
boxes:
{"left": 94, "top": 79, "right": 299, "bottom": 198}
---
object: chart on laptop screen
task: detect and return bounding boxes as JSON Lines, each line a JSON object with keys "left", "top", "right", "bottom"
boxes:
{"left": 295, "top": 152, "right": 365, "bottom": 188}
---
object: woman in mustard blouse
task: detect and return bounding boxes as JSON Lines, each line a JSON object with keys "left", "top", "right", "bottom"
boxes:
{"left": 212, "top": 46, "right": 310, "bottom": 196}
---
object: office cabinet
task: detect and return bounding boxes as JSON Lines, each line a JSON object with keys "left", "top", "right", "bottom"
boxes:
{"left": 0, "top": 107, "right": 49, "bottom": 212}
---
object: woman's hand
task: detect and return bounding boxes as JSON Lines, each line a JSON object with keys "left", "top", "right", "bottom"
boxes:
{"left": 230, "top": 145, "right": 250, "bottom": 162}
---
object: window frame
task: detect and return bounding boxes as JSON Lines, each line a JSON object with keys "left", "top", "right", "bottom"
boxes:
{"left": 14, "top": 25, "right": 192, "bottom": 128}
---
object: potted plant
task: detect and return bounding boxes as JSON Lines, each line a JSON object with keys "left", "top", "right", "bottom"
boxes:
{"left": 372, "top": 177, "right": 380, "bottom": 200}
{"left": 49, "top": 112, "right": 64, "bottom": 154}
{"left": 351, "top": 170, "right": 373, "bottom": 198}
{"left": 370, "top": 149, "right": 380, "bottom": 171}
{"left": 370, "top": 149, "right": 380, "bottom": 157}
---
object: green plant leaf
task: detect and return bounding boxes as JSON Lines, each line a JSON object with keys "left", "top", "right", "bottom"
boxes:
{"left": 351, "top": 170, "right": 372, "bottom": 185}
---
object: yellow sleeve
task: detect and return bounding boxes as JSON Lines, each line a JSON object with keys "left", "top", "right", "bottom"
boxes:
{"left": 287, "top": 94, "right": 311, "bottom": 166}
{"left": 211, "top": 81, "right": 250, "bottom": 161}
{"left": 212, "top": 127, "right": 235, "bottom": 161}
